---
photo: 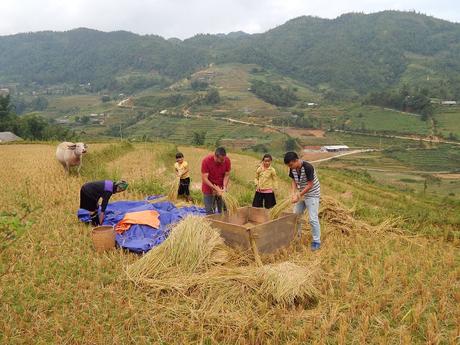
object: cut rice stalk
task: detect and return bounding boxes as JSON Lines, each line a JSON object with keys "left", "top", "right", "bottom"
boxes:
{"left": 221, "top": 191, "right": 239, "bottom": 215}
{"left": 269, "top": 197, "right": 293, "bottom": 220}
{"left": 167, "top": 177, "right": 180, "bottom": 202}
{"left": 126, "top": 215, "right": 229, "bottom": 285}
{"left": 256, "top": 262, "right": 319, "bottom": 307}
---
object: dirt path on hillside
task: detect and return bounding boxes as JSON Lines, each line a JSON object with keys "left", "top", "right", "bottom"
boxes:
{"left": 383, "top": 107, "right": 421, "bottom": 117}
{"left": 431, "top": 173, "right": 460, "bottom": 179}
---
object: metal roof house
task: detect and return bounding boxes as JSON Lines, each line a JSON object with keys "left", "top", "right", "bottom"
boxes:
{"left": 321, "top": 145, "right": 349, "bottom": 152}
{"left": 0, "top": 132, "right": 23, "bottom": 143}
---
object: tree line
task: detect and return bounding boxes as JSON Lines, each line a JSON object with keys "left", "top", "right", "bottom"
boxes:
{"left": 0, "top": 95, "right": 73, "bottom": 140}
{"left": 249, "top": 80, "right": 298, "bottom": 107}
{"left": 364, "top": 85, "right": 434, "bottom": 120}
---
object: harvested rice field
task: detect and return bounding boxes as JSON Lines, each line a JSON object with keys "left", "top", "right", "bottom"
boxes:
{"left": 0, "top": 142, "right": 459, "bottom": 344}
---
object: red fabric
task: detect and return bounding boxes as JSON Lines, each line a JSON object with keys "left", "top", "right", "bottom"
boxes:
{"left": 201, "top": 154, "right": 231, "bottom": 194}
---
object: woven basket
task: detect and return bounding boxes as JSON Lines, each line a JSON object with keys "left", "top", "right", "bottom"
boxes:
{"left": 91, "top": 225, "right": 116, "bottom": 252}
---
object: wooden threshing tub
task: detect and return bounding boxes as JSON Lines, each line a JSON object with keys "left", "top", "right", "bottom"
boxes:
{"left": 206, "top": 207, "right": 298, "bottom": 254}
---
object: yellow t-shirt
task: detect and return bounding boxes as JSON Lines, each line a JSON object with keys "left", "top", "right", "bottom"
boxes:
{"left": 255, "top": 166, "right": 277, "bottom": 191}
{"left": 174, "top": 161, "right": 190, "bottom": 179}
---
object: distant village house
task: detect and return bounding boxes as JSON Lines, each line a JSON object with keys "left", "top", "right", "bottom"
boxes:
{"left": 0, "top": 132, "right": 23, "bottom": 143}
{"left": 321, "top": 145, "right": 349, "bottom": 152}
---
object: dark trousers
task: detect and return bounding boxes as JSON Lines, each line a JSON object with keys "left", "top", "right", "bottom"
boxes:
{"left": 80, "top": 188, "right": 99, "bottom": 225}
{"left": 79, "top": 188, "right": 98, "bottom": 212}
{"left": 252, "top": 191, "right": 276, "bottom": 209}
{"left": 203, "top": 194, "right": 226, "bottom": 215}
{"left": 178, "top": 177, "right": 190, "bottom": 196}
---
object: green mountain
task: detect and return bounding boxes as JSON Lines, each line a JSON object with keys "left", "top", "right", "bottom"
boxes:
{"left": 187, "top": 11, "right": 460, "bottom": 97}
{"left": 1, "top": 11, "right": 460, "bottom": 96}
{"left": 0, "top": 28, "right": 209, "bottom": 89}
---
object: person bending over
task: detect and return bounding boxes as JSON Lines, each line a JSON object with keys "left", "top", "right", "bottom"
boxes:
{"left": 80, "top": 179, "right": 128, "bottom": 226}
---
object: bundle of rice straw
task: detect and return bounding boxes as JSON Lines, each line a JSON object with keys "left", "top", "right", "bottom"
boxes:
{"left": 269, "top": 196, "right": 293, "bottom": 219}
{"left": 256, "top": 262, "right": 318, "bottom": 307}
{"left": 319, "top": 195, "right": 371, "bottom": 234}
{"left": 126, "top": 216, "right": 228, "bottom": 286}
{"left": 167, "top": 177, "right": 180, "bottom": 202}
{"left": 221, "top": 191, "right": 239, "bottom": 215}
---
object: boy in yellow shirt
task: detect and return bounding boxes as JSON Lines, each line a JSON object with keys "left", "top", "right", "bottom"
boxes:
{"left": 252, "top": 154, "right": 277, "bottom": 209}
{"left": 174, "top": 152, "right": 192, "bottom": 202}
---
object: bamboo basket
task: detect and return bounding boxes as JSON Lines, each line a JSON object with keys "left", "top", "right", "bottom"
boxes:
{"left": 91, "top": 225, "right": 116, "bottom": 252}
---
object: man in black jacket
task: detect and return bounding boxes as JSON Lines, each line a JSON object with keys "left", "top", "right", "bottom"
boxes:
{"left": 80, "top": 180, "right": 128, "bottom": 226}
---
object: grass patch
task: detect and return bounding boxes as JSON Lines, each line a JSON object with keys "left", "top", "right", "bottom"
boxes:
{"left": 383, "top": 145, "right": 460, "bottom": 172}
{"left": 343, "top": 105, "right": 430, "bottom": 136}
{"left": 0, "top": 212, "right": 33, "bottom": 253}
{"left": 400, "top": 178, "right": 418, "bottom": 183}
{"left": 129, "top": 178, "right": 165, "bottom": 196}
{"left": 80, "top": 141, "right": 134, "bottom": 180}
{"left": 435, "top": 107, "right": 460, "bottom": 138}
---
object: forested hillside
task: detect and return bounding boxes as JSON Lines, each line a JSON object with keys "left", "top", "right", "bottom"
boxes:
{"left": 190, "top": 11, "right": 460, "bottom": 98}
{"left": 1, "top": 11, "right": 460, "bottom": 97}
{"left": 0, "top": 29, "right": 208, "bottom": 90}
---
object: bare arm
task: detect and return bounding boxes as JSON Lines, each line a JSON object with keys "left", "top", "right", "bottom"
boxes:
{"left": 202, "top": 172, "right": 218, "bottom": 192}
{"left": 291, "top": 179, "right": 297, "bottom": 194}
{"left": 223, "top": 171, "right": 230, "bottom": 191}
{"left": 299, "top": 180, "right": 313, "bottom": 197}
{"left": 291, "top": 179, "right": 301, "bottom": 203}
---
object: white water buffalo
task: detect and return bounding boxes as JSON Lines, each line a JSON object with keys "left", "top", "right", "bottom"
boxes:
{"left": 56, "top": 142, "right": 87, "bottom": 174}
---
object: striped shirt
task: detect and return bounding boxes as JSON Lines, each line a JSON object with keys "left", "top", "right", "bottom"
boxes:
{"left": 289, "top": 161, "right": 320, "bottom": 199}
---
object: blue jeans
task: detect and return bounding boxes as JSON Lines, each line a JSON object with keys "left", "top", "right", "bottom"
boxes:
{"left": 294, "top": 197, "right": 321, "bottom": 243}
{"left": 203, "top": 194, "right": 226, "bottom": 215}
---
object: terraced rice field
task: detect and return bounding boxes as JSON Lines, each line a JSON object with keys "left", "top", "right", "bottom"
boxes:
{"left": 0, "top": 142, "right": 459, "bottom": 344}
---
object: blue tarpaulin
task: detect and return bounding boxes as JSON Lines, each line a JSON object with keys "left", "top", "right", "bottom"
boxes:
{"left": 78, "top": 198, "right": 206, "bottom": 253}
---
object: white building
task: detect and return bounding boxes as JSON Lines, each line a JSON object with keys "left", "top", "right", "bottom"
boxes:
{"left": 321, "top": 145, "right": 349, "bottom": 152}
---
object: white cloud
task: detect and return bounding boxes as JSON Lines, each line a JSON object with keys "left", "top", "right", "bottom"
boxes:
{"left": 0, "top": 0, "right": 458, "bottom": 38}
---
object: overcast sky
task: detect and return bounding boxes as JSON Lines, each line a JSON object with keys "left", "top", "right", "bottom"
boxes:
{"left": 1, "top": 0, "right": 458, "bottom": 39}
